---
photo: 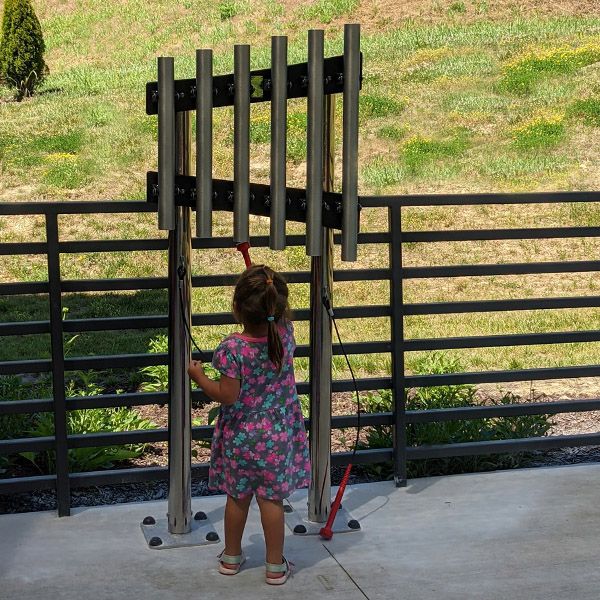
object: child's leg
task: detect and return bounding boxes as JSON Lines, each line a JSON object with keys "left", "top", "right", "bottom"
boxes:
{"left": 224, "top": 494, "right": 252, "bottom": 557}
{"left": 256, "top": 497, "right": 285, "bottom": 576}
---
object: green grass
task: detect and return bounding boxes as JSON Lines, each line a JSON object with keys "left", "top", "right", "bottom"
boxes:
{"left": 498, "top": 42, "right": 600, "bottom": 95}
{"left": 359, "top": 94, "right": 408, "bottom": 119}
{"left": 1, "top": 2, "right": 600, "bottom": 396}
{"left": 568, "top": 97, "right": 600, "bottom": 127}
{"left": 299, "top": 0, "right": 358, "bottom": 24}
{"left": 510, "top": 113, "right": 566, "bottom": 150}
{"left": 376, "top": 124, "right": 409, "bottom": 140}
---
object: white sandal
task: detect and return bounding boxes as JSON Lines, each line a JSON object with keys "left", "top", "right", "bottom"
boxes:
{"left": 265, "top": 556, "right": 293, "bottom": 585}
{"left": 217, "top": 551, "right": 246, "bottom": 575}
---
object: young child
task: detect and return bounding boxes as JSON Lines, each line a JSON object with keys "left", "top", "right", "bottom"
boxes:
{"left": 188, "top": 264, "right": 310, "bottom": 585}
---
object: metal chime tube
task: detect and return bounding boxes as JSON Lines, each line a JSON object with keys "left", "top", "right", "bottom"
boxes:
{"left": 269, "top": 35, "right": 288, "bottom": 251}
{"left": 196, "top": 49, "right": 213, "bottom": 238}
{"left": 234, "top": 44, "right": 251, "bottom": 244}
{"left": 167, "top": 112, "right": 193, "bottom": 535}
{"left": 342, "top": 23, "right": 360, "bottom": 262}
{"left": 158, "top": 57, "right": 176, "bottom": 231}
{"left": 306, "top": 29, "right": 324, "bottom": 257}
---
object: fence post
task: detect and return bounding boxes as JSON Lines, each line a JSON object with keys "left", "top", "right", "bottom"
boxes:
{"left": 389, "top": 204, "right": 407, "bottom": 487}
{"left": 167, "top": 111, "right": 193, "bottom": 534}
{"left": 307, "top": 93, "right": 335, "bottom": 523}
{"left": 46, "top": 213, "right": 71, "bottom": 516}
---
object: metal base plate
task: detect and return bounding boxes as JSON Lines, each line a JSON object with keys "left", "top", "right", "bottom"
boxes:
{"left": 284, "top": 500, "right": 361, "bottom": 536}
{"left": 141, "top": 512, "right": 220, "bottom": 549}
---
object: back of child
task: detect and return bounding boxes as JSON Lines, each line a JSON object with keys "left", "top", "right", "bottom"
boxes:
{"left": 210, "top": 317, "right": 309, "bottom": 500}
{"left": 188, "top": 264, "right": 310, "bottom": 584}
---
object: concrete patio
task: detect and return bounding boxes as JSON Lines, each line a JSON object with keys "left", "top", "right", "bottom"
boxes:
{"left": 2, "top": 463, "right": 600, "bottom": 600}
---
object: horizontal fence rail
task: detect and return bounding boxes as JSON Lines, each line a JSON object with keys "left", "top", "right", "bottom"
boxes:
{"left": 2, "top": 192, "right": 600, "bottom": 510}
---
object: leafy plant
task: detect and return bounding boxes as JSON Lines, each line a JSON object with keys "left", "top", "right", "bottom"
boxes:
{"left": 0, "top": 0, "right": 47, "bottom": 100}
{"left": 23, "top": 373, "right": 155, "bottom": 473}
{"left": 141, "top": 334, "right": 220, "bottom": 399}
{"left": 359, "top": 352, "right": 552, "bottom": 479}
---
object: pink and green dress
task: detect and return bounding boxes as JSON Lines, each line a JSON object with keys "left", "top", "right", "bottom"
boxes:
{"left": 209, "top": 320, "right": 311, "bottom": 500}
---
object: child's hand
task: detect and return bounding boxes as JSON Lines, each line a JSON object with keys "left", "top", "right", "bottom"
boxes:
{"left": 187, "top": 360, "right": 205, "bottom": 380}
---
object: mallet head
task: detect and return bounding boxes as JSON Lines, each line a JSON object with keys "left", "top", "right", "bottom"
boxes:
{"left": 236, "top": 241, "right": 252, "bottom": 268}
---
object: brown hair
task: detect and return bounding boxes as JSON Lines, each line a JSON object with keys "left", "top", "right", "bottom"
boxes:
{"left": 233, "top": 264, "right": 290, "bottom": 371}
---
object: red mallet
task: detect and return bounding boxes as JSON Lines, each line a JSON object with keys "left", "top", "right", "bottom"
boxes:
{"left": 236, "top": 242, "right": 252, "bottom": 268}
{"left": 319, "top": 463, "right": 352, "bottom": 540}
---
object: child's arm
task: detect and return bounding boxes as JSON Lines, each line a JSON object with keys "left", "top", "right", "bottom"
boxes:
{"left": 188, "top": 360, "right": 240, "bottom": 406}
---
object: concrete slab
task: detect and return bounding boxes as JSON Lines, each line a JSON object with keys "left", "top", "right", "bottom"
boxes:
{"left": 1, "top": 463, "right": 600, "bottom": 600}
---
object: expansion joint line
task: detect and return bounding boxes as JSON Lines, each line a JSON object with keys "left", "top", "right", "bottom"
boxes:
{"left": 322, "top": 543, "right": 370, "bottom": 600}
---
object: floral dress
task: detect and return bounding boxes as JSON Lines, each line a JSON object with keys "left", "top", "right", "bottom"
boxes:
{"left": 209, "top": 320, "right": 311, "bottom": 500}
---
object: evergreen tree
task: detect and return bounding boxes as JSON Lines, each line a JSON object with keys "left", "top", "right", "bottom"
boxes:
{"left": 0, "top": 0, "right": 47, "bottom": 100}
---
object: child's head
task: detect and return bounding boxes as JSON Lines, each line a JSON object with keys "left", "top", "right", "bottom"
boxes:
{"left": 233, "top": 265, "right": 290, "bottom": 370}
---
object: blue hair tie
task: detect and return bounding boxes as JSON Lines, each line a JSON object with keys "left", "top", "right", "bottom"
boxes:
{"left": 267, "top": 315, "right": 275, "bottom": 322}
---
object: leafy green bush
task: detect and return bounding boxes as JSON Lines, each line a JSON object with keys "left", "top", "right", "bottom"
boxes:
{"left": 0, "top": 375, "right": 48, "bottom": 473}
{"left": 359, "top": 352, "right": 552, "bottom": 479}
{"left": 0, "top": 0, "right": 47, "bottom": 100}
{"left": 141, "top": 334, "right": 220, "bottom": 398}
{"left": 23, "top": 373, "right": 155, "bottom": 473}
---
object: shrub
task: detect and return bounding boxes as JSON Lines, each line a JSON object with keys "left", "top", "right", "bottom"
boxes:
{"left": 359, "top": 352, "right": 552, "bottom": 479}
{"left": 0, "top": 0, "right": 47, "bottom": 100}
{"left": 23, "top": 372, "right": 155, "bottom": 473}
{"left": 141, "top": 334, "right": 220, "bottom": 396}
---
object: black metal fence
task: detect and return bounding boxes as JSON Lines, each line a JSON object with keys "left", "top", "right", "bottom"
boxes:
{"left": 3, "top": 192, "right": 600, "bottom": 515}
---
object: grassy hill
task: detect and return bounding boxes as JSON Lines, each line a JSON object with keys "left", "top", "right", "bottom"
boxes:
{"left": 0, "top": 0, "right": 599, "bottom": 200}
{"left": 1, "top": 1, "right": 600, "bottom": 388}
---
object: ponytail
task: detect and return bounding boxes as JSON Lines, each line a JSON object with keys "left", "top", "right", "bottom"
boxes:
{"left": 264, "top": 269, "right": 284, "bottom": 372}
{"left": 232, "top": 264, "right": 290, "bottom": 373}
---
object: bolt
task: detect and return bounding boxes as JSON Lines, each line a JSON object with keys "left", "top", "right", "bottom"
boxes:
{"left": 228, "top": 83, "right": 235, "bottom": 96}
{"left": 176, "top": 91, "right": 185, "bottom": 100}
{"left": 337, "top": 72, "right": 344, "bottom": 84}
{"left": 152, "top": 185, "right": 159, "bottom": 197}
{"left": 190, "top": 85, "right": 197, "bottom": 98}
{"left": 293, "top": 524, "right": 307, "bottom": 534}
{"left": 194, "top": 511, "right": 207, "bottom": 521}
{"left": 264, "top": 194, "right": 271, "bottom": 207}
{"left": 348, "top": 519, "right": 360, "bottom": 530}
{"left": 324, "top": 75, "right": 332, "bottom": 85}
{"left": 300, "top": 75, "right": 308, "bottom": 88}
{"left": 152, "top": 90, "right": 159, "bottom": 102}
{"left": 283, "top": 505, "right": 293, "bottom": 514}
{"left": 206, "top": 531, "right": 220, "bottom": 542}
{"left": 263, "top": 78, "right": 272, "bottom": 91}
{"left": 149, "top": 536, "right": 163, "bottom": 547}
{"left": 227, "top": 191, "right": 234, "bottom": 204}
{"left": 142, "top": 516, "right": 156, "bottom": 525}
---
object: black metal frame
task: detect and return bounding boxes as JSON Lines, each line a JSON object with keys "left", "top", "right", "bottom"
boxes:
{"left": 145, "top": 54, "right": 363, "bottom": 113}
{"left": 3, "top": 191, "right": 600, "bottom": 515}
